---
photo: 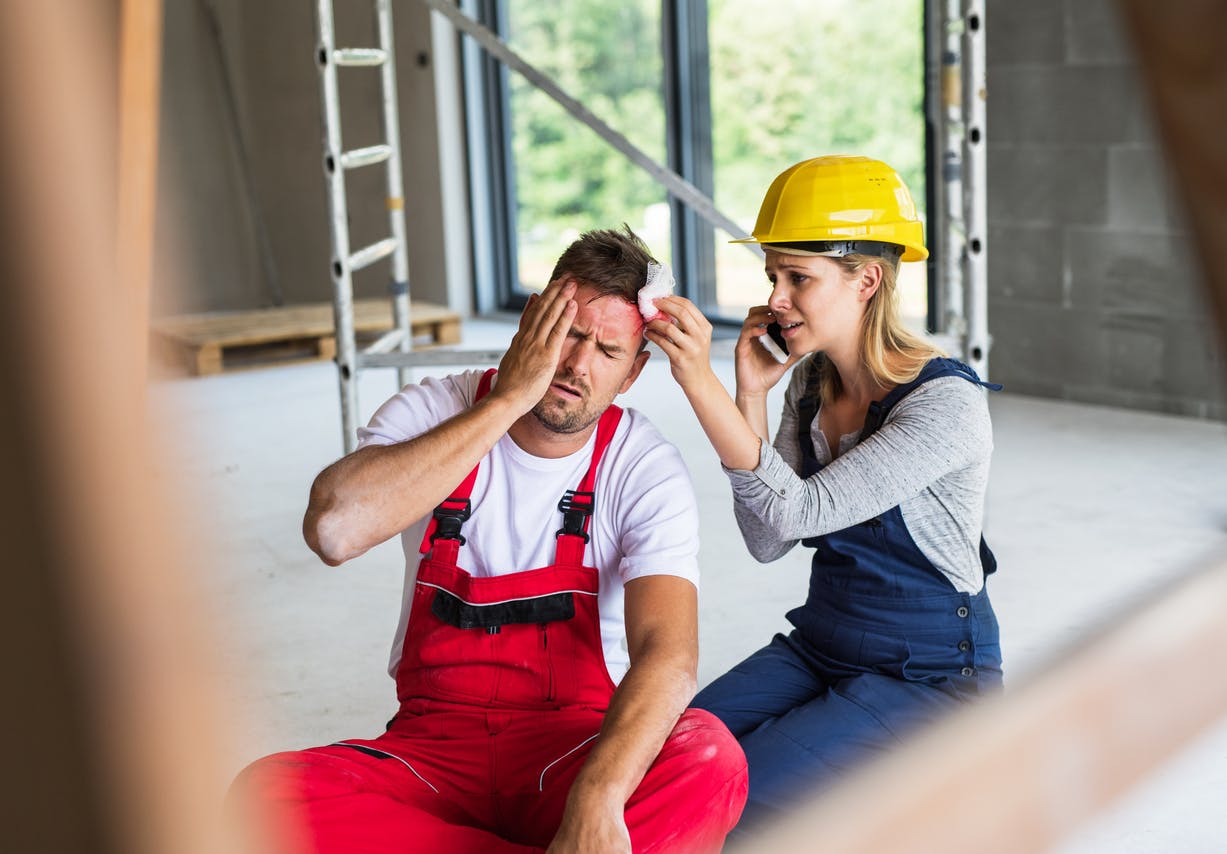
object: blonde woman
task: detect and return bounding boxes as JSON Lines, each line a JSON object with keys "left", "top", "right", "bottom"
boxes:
{"left": 645, "top": 156, "right": 1003, "bottom": 831}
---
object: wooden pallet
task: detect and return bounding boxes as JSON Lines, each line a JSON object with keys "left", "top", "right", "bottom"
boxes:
{"left": 151, "top": 299, "right": 462, "bottom": 376}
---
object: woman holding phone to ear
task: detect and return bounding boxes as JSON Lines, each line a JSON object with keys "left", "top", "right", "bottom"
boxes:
{"left": 644, "top": 155, "right": 1003, "bottom": 832}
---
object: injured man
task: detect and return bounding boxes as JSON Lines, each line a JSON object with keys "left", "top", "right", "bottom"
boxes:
{"left": 230, "top": 226, "right": 747, "bottom": 854}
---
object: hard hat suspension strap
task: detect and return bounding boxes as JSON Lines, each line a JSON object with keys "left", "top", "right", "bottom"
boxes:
{"left": 765, "top": 240, "right": 904, "bottom": 260}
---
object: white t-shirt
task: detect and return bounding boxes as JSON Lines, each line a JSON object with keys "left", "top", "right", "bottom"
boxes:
{"left": 357, "top": 370, "right": 701, "bottom": 684}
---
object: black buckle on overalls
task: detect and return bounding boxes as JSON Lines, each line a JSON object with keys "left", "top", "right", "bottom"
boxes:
{"left": 430, "top": 498, "right": 471, "bottom": 545}
{"left": 556, "top": 490, "right": 594, "bottom": 543}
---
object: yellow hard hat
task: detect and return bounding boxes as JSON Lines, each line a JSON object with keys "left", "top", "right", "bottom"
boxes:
{"left": 731, "top": 155, "right": 929, "bottom": 262}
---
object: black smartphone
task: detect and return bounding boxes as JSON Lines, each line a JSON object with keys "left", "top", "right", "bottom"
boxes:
{"left": 766, "top": 321, "right": 789, "bottom": 355}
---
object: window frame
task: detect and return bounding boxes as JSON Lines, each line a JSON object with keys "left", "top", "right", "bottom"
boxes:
{"left": 462, "top": 0, "right": 936, "bottom": 330}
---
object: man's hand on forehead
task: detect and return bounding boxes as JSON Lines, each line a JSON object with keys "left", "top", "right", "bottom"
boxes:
{"left": 493, "top": 277, "right": 579, "bottom": 411}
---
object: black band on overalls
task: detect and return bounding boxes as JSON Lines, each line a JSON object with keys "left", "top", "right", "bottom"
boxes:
{"left": 430, "top": 498, "right": 472, "bottom": 545}
{"left": 556, "top": 490, "right": 594, "bottom": 543}
{"left": 431, "top": 588, "right": 576, "bottom": 630}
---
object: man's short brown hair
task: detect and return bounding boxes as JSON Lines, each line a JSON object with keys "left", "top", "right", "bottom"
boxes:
{"left": 549, "top": 225, "right": 656, "bottom": 303}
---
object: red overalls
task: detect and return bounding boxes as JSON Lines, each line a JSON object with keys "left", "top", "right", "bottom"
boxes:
{"left": 236, "top": 371, "right": 747, "bottom": 853}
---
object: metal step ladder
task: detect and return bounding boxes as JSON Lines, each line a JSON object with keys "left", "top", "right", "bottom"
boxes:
{"left": 927, "top": 0, "right": 990, "bottom": 378}
{"left": 314, "top": 0, "right": 501, "bottom": 453}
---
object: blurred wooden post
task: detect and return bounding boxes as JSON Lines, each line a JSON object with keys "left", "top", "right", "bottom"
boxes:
{"left": 117, "top": 0, "right": 163, "bottom": 379}
{"left": 0, "top": 2, "right": 265, "bottom": 853}
{"left": 1118, "top": 0, "right": 1227, "bottom": 349}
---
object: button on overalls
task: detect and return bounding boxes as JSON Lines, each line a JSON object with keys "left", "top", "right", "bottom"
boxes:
{"left": 236, "top": 370, "right": 747, "bottom": 853}
{"left": 693, "top": 357, "right": 1003, "bottom": 831}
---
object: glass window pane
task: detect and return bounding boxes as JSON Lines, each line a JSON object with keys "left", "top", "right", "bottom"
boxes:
{"left": 504, "top": 1, "right": 670, "bottom": 295}
{"left": 708, "top": 0, "right": 928, "bottom": 328}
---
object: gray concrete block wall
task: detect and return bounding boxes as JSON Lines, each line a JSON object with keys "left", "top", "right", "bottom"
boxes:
{"left": 986, "top": 0, "right": 1225, "bottom": 419}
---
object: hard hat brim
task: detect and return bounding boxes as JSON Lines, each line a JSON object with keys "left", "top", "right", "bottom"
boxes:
{"left": 731, "top": 235, "right": 929, "bottom": 262}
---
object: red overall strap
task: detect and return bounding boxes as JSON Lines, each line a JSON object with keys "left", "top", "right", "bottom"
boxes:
{"left": 553, "top": 404, "right": 623, "bottom": 567}
{"left": 418, "top": 369, "right": 497, "bottom": 560}
{"left": 419, "top": 366, "right": 624, "bottom": 568}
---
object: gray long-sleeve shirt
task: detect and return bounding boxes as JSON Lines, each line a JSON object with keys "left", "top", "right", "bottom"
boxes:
{"left": 725, "top": 358, "right": 994, "bottom": 594}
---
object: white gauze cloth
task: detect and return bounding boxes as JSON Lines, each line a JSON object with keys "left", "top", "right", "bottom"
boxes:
{"left": 637, "top": 261, "right": 674, "bottom": 322}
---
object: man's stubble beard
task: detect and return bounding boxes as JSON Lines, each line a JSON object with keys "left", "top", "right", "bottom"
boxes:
{"left": 530, "top": 373, "right": 606, "bottom": 435}
{"left": 530, "top": 396, "right": 599, "bottom": 435}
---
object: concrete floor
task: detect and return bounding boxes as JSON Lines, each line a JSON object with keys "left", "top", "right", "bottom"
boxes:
{"left": 154, "top": 318, "right": 1227, "bottom": 852}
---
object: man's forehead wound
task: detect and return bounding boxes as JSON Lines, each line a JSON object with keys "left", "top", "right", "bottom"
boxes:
{"left": 579, "top": 292, "right": 646, "bottom": 336}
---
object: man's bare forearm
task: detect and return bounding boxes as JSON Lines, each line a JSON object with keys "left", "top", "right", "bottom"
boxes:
{"left": 549, "top": 576, "right": 698, "bottom": 852}
{"left": 303, "top": 391, "right": 523, "bottom": 565}
{"left": 304, "top": 278, "right": 580, "bottom": 566}
{"left": 570, "top": 642, "right": 696, "bottom": 806}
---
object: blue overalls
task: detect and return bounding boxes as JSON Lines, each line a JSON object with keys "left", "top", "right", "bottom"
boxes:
{"left": 693, "top": 357, "right": 1003, "bottom": 831}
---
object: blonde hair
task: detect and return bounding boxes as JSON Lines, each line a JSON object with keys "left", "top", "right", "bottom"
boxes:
{"left": 818, "top": 254, "right": 945, "bottom": 402}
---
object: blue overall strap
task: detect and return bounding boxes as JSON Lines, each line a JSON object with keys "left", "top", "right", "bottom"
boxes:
{"left": 794, "top": 355, "right": 824, "bottom": 464}
{"left": 861, "top": 357, "right": 1001, "bottom": 443}
{"left": 794, "top": 355, "right": 1001, "bottom": 575}
{"left": 795, "top": 355, "right": 1001, "bottom": 450}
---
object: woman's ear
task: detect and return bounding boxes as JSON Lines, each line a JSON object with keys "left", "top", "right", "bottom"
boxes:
{"left": 857, "top": 262, "right": 884, "bottom": 302}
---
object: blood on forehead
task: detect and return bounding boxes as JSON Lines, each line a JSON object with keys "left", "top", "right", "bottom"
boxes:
{"left": 573, "top": 288, "right": 646, "bottom": 346}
